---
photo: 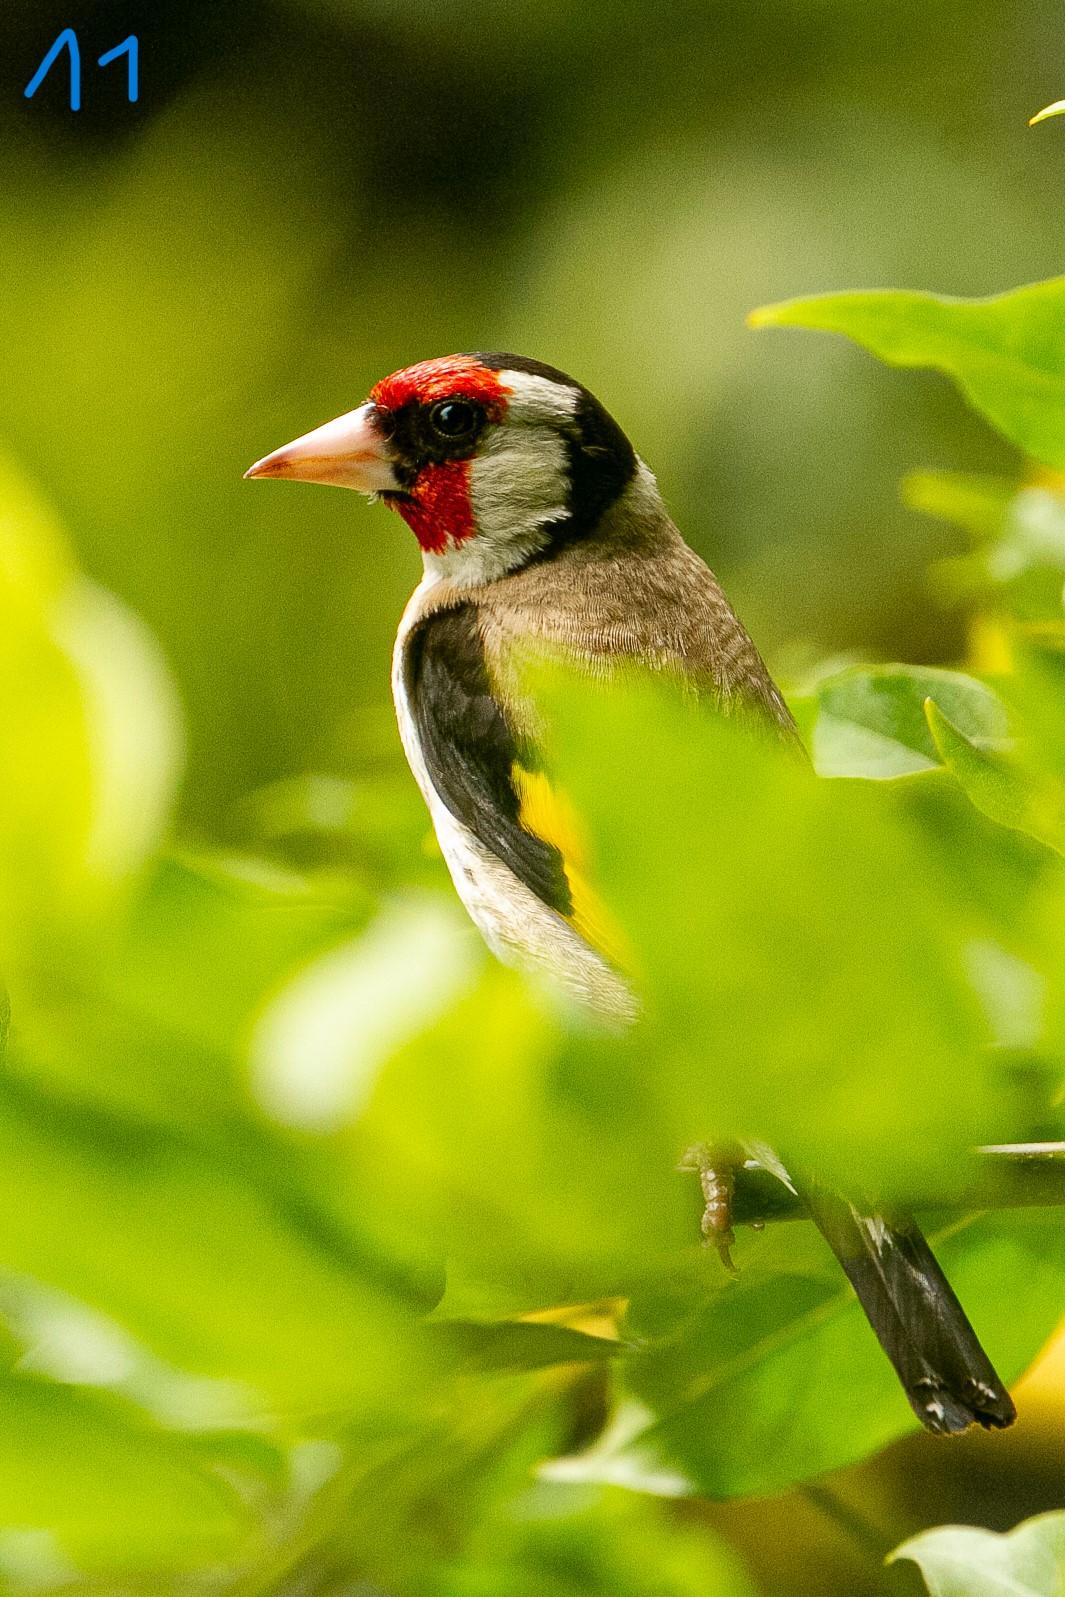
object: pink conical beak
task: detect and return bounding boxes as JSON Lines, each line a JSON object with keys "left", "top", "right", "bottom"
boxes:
{"left": 244, "top": 402, "right": 399, "bottom": 492}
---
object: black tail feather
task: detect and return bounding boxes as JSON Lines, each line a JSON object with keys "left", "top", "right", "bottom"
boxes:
{"left": 802, "top": 1188, "right": 1016, "bottom": 1433}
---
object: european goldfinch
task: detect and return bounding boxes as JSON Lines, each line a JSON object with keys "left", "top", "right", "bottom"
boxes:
{"left": 247, "top": 352, "right": 1015, "bottom": 1434}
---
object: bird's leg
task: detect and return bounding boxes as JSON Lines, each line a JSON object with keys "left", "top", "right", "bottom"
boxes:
{"left": 678, "top": 1142, "right": 743, "bottom": 1274}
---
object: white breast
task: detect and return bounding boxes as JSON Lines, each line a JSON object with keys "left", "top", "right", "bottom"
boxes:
{"left": 392, "top": 580, "right": 636, "bottom": 1024}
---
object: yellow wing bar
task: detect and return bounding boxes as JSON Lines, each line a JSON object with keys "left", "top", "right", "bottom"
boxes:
{"left": 512, "top": 763, "right": 631, "bottom": 970}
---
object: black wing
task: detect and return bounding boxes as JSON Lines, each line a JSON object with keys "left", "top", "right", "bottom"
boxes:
{"left": 403, "top": 604, "right": 573, "bottom": 917}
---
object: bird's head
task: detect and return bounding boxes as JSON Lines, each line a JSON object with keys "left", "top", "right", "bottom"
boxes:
{"left": 245, "top": 354, "right": 639, "bottom": 583}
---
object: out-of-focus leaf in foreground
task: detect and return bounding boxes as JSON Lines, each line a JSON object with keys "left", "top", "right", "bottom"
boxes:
{"left": 426, "top": 1483, "right": 758, "bottom": 1597}
{"left": 750, "top": 279, "right": 1065, "bottom": 471}
{"left": 613, "top": 1210, "right": 1065, "bottom": 1497}
{"left": 538, "top": 664, "right": 1009, "bottom": 1197}
{"left": 0, "top": 1077, "right": 428, "bottom": 1423}
{"left": 0, "top": 1375, "right": 251, "bottom": 1584}
{"left": 0, "top": 455, "right": 181, "bottom": 964}
{"left": 907, "top": 470, "right": 1065, "bottom": 623}
{"left": 908, "top": 472, "right": 1065, "bottom": 582}
{"left": 890, "top": 1508, "right": 1065, "bottom": 1597}
{"left": 904, "top": 469, "right": 1018, "bottom": 542}
{"left": 345, "top": 961, "right": 693, "bottom": 1317}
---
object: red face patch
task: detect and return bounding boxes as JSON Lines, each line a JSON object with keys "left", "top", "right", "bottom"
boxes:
{"left": 371, "top": 356, "right": 512, "bottom": 554}
{"left": 370, "top": 354, "right": 509, "bottom": 412}
{"left": 386, "top": 458, "right": 475, "bottom": 555}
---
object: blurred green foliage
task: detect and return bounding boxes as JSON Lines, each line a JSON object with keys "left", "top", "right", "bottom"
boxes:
{"left": 0, "top": 260, "right": 1065, "bottom": 1591}
{"left": 4, "top": 3, "right": 1065, "bottom": 1592}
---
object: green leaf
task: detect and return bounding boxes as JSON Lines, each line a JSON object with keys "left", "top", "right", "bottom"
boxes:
{"left": 614, "top": 1210, "right": 1065, "bottom": 1498}
{"left": 0, "top": 1079, "right": 427, "bottom": 1421}
{"left": 750, "top": 278, "right": 1065, "bottom": 470}
{"left": 0, "top": 453, "right": 72, "bottom": 604}
{"left": 253, "top": 1366, "right": 576, "bottom": 1594}
{"left": 251, "top": 895, "right": 477, "bottom": 1131}
{"left": 427, "top": 1319, "right": 624, "bottom": 1373}
{"left": 427, "top": 1484, "right": 757, "bottom": 1597}
{"left": 115, "top": 850, "right": 372, "bottom": 1071}
{"left": 989, "top": 490, "right": 1065, "bottom": 596}
{"left": 986, "top": 489, "right": 1065, "bottom": 580}
{"left": 533, "top": 667, "right": 1014, "bottom": 1198}
{"left": 925, "top": 698, "right": 1065, "bottom": 853}
{"left": 796, "top": 663, "right": 1009, "bottom": 778}
{"left": 523, "top": 661, "right": 1041, "bottom": 1207}
{"left": 0, "top": 849, "right": 376, "bottom": 1132}
{"left": 346, "top": 961, "right": 693, "bottom": 1318}
{"left": 0, "top": 456, "right": 182, "bottom": 966}
{"left": 1007, "top": 630, "right": 1065, "bottom": 784}
{"left": 237, "top": 770, "right": 442, "bottom": 893}
{"left": 890, "top": 1509, "right": 1065, "bottom": 1597}
{"left": 910, "top": 474, "right": 1065, "bottom": 620}
{"left": 0, "top": 1373, "right": 250, "bottom": 1580}
{"left": 903, "top": 470, "right": 1016, "bottom": 541}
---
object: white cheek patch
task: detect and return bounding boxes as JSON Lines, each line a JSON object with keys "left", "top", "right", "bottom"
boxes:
{"left": 472, "top": 424, "right": 570, "bottom": 530}
{"left": 463, "top": 426, "right": 568, "bottom": 574}
{"left": 495, "top": 370, "right": 581, "bottom": 426}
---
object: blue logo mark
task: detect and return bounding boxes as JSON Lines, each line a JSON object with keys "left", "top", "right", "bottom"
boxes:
{"left": 24, "top": 29, "right": 139, "bottom": 111}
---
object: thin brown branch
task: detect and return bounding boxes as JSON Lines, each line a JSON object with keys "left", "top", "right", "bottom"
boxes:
{"left": 731, "top": 1144, "right": 1065, "bottom": 1227}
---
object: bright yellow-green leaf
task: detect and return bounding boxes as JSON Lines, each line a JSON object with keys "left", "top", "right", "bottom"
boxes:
{"left": 750, "top": 278, "right": 1065, "bottom": 470}
{"left": 0, "top": 1079, "right": 427, "bottom": 1421}
{"left": 902, "top": 469, "right": 1016, "bottom": 541}
{"left": 1030, "top": 100, "right": 1065, "bottom": 126}
{"left": 0, "top": 454, "right": 72, "bottom": 605}
{"left": 0, "top": 1374, "right": 250, "bottom": 1580}
{"left": 537, "top": 666, "right": 1005, "bottom": 1198}
{"left": 908, "top": 472, "right": 1065, "bottom": 621}
{"left": 0, "top": 458, "right": 182, "bottom": 966}
{"left": 430, "top": 1484, "right": 758, "bottom": 1597}
{"left": 349, "top": 959, "right": 692, "bottom": 1319}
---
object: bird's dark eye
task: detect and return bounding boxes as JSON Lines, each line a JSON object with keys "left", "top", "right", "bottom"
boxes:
{"left": 429, "top": 399, "right": 478, "bottom": 438}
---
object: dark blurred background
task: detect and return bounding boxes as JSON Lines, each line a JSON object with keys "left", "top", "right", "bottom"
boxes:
{"left": 2, "top": 0, "right": 1063, "bottom": 838}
